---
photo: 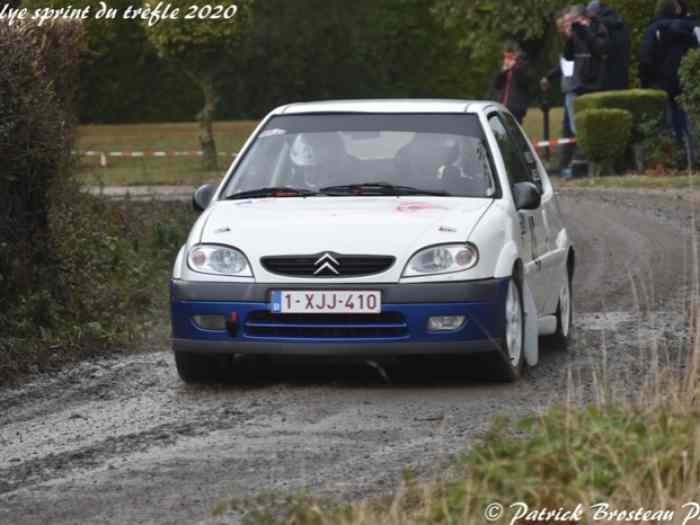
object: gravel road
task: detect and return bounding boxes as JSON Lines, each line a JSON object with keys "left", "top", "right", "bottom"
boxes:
{"left": 0, "top": 189, "right": 696, "bottom": 525}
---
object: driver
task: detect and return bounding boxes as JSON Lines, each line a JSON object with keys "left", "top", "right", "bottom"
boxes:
{"left": 437, "top": 138, "right": 493, "bottom": 196}
{"left": 289, "top": 132, "right": 348, "bottom": 190}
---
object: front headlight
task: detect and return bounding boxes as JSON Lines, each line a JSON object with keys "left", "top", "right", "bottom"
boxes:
{"left": 187, "top": 244, "right": 253, "bottom": 277}
{"left": 402, "top": 243, "right": 479, "bottom": 277}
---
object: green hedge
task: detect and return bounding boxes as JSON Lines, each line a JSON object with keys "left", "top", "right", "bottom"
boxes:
{"left": 574, "top": 89, "right": 667, "bottom": 131}
{"left": 680, "top": 49, "right": 700, "bottom": 126}
{"left": 0, "top": 20, "right": 83, "bottom": 304}
{"left": 577, "top": 109, "right": 634, "bottom": 175}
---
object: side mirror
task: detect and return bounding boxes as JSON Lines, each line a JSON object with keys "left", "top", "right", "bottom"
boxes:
{"left": 193, "top": 184, "right": 216, "bottom": 212}
{"left": 512, "top": 181, "right": 541, "bottom": 211}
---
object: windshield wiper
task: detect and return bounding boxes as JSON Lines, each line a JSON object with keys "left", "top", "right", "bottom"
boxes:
{"left": 225, "top": 187, "right": 320, "bottom": 200}
{"left": 320, "top": 182, "right": 450, "bottom": 197}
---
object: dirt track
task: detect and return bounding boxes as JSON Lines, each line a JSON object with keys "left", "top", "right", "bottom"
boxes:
{"left": 0, "top": 189, "right": 696, "bottom": 525}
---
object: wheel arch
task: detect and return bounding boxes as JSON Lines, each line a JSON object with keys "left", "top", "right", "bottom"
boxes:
{"left": 494, "top": 241, "right": 520, "bottom": 279}
{"left": 504, "top": 256, "right": 539, "bottom": 368}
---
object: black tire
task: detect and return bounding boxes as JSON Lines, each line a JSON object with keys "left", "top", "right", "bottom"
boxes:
{"left": 174, "top": 351, "right": 229, "bottom": 384}
{"left": 488, "top": 275, "right": 525, "bottom": 383}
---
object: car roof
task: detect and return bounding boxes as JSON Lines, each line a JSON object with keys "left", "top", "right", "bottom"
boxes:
{"left": 274, "top": 99, "right": 499, "bottom": 115}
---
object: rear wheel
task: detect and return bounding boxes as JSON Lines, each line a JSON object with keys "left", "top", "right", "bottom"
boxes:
{"left": 550, "top": 269, "right": 573, "bottom": 348}
{"left": 488, "top": 277, "right": 525, "bottom": 382}
{"left": 174, "top": 351, "right": 229, "bottom": 384}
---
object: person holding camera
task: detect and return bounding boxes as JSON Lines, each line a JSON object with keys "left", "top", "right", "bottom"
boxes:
{"left": 490, "top": 41, "right": 533, "bottom": 124}
{"left": 563, "top": 4, "right": 611, "bottom": 98}
{"left": 541, "top": 8, "right": 578, "bottom": 176}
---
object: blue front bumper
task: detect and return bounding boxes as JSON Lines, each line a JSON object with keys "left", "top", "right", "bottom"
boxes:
{"left": 170, "top": 278, "right": 509, "bottom": 356}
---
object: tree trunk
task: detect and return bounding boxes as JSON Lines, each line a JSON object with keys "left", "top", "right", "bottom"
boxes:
{"left": 196, "top": 76, "right": 219, "bottom": 171}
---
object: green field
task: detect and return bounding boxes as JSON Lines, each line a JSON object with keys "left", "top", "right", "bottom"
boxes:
{"left": 77, "top": 120, "right": 258, "bottom": 186}
{"left": 77, "top": 109, "right": 563, "bottom": 187}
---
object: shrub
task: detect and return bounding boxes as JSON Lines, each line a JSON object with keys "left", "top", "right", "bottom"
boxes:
{"left": 575, "top": 91, "right": 666, "bottom": 172}
{"left": 576, "top": 109, "right": 634, "bottom": 175}
{"left": 680, "top": 49, "right": 700, "bottom": 118}
{"left": 0, "top": 20, "right": 83, "bottom": 311}
{"left": 574, "top": 89, "right": 667, "bottom": 138}
{"left": 680, "top": 48, "right": 700, "bottom": 155}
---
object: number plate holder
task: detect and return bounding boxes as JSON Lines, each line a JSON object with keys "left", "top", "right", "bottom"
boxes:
{"left": 269, "top": 290, "right": 382, "bottom": 314}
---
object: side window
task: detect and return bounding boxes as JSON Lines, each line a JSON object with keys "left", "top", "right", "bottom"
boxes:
{"left": 487, "top": 114, "right": 530, "bottom": 187}
{"left": 500, "top": 112, "right": 542, "bottom": 191}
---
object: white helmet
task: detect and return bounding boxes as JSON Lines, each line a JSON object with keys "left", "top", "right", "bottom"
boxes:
{"left": 290, "top": 134, "right": 316, "bottom": 167}
{"left": 290, "top": 133, "right": 344, "bottom": 167}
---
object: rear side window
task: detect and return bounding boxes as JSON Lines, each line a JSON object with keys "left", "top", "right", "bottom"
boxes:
{"left": 487, "top": 114, "right": 531, "bottom": 187}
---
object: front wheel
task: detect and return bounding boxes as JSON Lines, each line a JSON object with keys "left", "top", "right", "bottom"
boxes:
{"left": 174, "top": 351, "right": 230, "bottom": 384}
{"left": 488, "top": 277, "right": 525, "bottom": 382}
{"left": 550, "top": 269, "right": 573, "bottom": 348}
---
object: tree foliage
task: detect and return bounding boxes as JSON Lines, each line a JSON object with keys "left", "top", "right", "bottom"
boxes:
{"left": 144, "top": 0, "right": 253, "bottom": 168}
{"left": 25, "top": 0, "right": 700, "bottom": 124}
{"left": 433, "top": 0, "right": 569, "bottom": 84}
{"left": 434, "top": 0, "right": 700, "bottom": 94}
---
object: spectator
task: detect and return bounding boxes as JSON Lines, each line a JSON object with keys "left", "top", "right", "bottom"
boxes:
{"left": 639, "top": 0, "right": 698, "bottom": 163}
{"left": 541, "top": 8, "right": 578, "bottom": 174}
{"left": 563, "top": 4, "right": 611, "bottom": 97}
{"left": 489, "top": 41, "right": 533, "bottom": 124}
{"left": 563, "top": 5, "right": 610, "bottom": 95}
{"left": 551, "top": 5, "right": 610, "bottom": 177}
{"left": 587, "top": 1, "right": 631, "bottom": 90}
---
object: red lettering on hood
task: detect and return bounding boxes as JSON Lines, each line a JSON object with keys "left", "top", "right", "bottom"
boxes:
{"left": 396, "top": 202, "right": 448, "bottom": 213}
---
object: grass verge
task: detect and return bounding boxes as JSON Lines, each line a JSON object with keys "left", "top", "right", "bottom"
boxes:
{"left": 215, "top": 402, "right": 700, "bottom": 524}
{"left": 557, "top": 174, "right": 700, "bottom": 191}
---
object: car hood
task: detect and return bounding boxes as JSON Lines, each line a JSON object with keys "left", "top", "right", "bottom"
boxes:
{"left": 199, "top": 196, "right": 493, "bottom": 258}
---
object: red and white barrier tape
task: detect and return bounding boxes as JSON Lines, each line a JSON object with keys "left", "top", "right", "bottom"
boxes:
{"left": 533, "top": 137, "right": 576, "bottom": 151}
{"left": 75, "top": 137, "right": 574, "bottom": 168}
{"left": 76, "top": 150, "right": 236, "bottom": 157}
{"left": 73, "top": 150, "right": 237, "bottom": 167}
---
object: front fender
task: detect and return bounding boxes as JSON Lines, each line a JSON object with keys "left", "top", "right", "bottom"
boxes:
{"left": 493, "top": 241, "right": 520, "bottom": 279}
{"left": 173, "top": 245, "right": 186, "bottom": 280}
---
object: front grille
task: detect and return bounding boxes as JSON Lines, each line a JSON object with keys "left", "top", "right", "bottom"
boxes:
{"left": 244, "top": 311, "right": 408, "bottom": 339}
{"left": 261, "top": 253, "right": 395, "bottom": 278}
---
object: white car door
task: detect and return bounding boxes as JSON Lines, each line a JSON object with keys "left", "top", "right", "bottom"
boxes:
{"left": 499, "top": 112, "right": 568, "bottom": 316}
{"left": 487, "top": 112, "right": 548, "bottom": 313}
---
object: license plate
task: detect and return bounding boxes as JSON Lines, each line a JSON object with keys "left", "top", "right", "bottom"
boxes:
{"left": 270, "top": 290, "right": 381, "bottom": 314}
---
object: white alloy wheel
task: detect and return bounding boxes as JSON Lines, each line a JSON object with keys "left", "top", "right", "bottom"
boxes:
{"left": 559, "top": 277, "right": 572, "bottom": 338}
{"left": 505, "top": 278, "right": 524, "bottom": 367}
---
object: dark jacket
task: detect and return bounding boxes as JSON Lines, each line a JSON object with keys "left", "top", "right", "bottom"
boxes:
{"left": 594, "top": 4, "right": 631, "bottom": 89}
{"left": 639, "top": 15, "right": 699, "bottom": 97}
{"left": 490, "top": 59, "right": 532, "bottom": 122}
{"left": 563, "top": 20, "right": 610, "bottom": 94}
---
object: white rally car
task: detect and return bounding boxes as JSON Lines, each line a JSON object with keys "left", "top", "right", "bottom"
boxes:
{"left": 171, "top": 100, "right": 574, "bottom": 383}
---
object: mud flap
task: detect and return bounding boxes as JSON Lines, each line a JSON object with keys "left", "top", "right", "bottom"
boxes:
{"left": 522, "top": 282, "right": 539, "bottom": 367}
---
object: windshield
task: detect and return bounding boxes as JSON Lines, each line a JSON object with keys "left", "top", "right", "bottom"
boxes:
{"left": 222, "top": 114, "right": 497, "bottom": 199}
